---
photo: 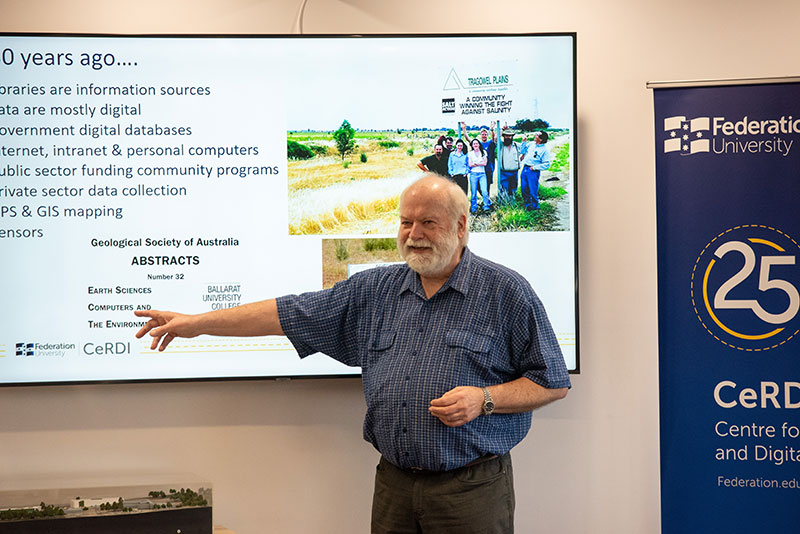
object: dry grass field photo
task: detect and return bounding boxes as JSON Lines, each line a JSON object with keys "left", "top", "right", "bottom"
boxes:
{"left": 321, "top": 237, "right": 403, "bottom": 289}
{"left": 287, "top": 129, "right": 571, "bottom": 236}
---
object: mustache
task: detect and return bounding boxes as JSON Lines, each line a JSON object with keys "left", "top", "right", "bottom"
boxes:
{"left": 403, "top": 237, "right": 434, "bottom": 248}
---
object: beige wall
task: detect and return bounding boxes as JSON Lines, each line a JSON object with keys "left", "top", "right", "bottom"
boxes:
{"left": 2, "top": 1, "right": 799, "bottom": 532}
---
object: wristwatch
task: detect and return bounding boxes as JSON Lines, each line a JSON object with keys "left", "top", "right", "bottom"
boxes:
{"left": 481, "top": 387, "right": 495, "bottom": 416}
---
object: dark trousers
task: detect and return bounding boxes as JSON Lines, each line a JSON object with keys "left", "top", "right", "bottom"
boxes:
{"left": 371, "top": 454, "right": 515, "bottom": 534}
{"left": 450, "top": 174, "right": 468, "bottom": 196}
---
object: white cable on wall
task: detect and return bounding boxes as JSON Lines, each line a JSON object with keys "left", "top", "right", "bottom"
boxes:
{"left": 293, "top": 0, "right": 311, "bottom": 34}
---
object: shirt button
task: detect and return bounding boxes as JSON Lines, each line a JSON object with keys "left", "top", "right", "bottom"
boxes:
{"left": 405, "top": 376, "right": 410, "bottom": 381}
{"left": 402, "top": 428, "right": 407, "bottom": 433}
{"left": 402, "top": 402, "right": 407, "bottom": 407}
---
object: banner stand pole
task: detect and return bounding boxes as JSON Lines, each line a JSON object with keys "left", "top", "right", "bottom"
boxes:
{"left": 647, "top": 75, "right": 800, "bottom": 89}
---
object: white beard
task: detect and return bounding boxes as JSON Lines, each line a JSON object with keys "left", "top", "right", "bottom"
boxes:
{"left": 398, "top": 229, "right": 460, "bottom": 278}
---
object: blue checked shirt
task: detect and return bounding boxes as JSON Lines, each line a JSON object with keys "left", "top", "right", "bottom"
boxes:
{"left": 276, "top": 247, "right": 570, "bottom": 471}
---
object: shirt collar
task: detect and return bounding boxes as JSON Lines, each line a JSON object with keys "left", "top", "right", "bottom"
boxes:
{"left": 398, "top": 246, "right": 472, "bottom": 298}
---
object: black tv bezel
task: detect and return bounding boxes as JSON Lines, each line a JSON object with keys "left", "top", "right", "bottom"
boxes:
{"left": 0, "top": 31, "right": 579, "bottom": 387}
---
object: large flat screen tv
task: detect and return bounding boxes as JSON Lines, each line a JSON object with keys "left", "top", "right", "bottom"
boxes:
{"left": 0, "top": 33, "right": 578, "bottom": 385}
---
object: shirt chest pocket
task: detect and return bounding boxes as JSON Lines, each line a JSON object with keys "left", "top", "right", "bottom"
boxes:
{"left": 367, "top": 331, "right": 397, "bottom": 366}
{"left": 445, "top": 330, "right": 493, "bottom": 356}
{"left": 445, "top": 330, "right": 507, "bottom": 381}
{"left": 371, "top": 331, "right": 396, "bottom": 351}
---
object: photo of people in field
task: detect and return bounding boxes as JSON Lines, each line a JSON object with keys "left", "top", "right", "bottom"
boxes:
{"left": 282, "top": 36, "right": 574, "bottom": 237}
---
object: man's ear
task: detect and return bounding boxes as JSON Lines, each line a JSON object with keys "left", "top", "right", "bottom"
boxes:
{"left": 457, "top": 214, "right": 467, "bottom": 239}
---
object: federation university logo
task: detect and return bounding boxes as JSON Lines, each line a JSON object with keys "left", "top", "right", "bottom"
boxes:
{"left": 663, "top": 113, "right": 798, "bottom": 157}
{"left": 664, "top": 116, "right": 710, "bottom": 155}
{"left": 15, "top": 342, "right": 35, "bottom": 356}
{"left": 691, "top": 225, "right": 800, "bottom": 351}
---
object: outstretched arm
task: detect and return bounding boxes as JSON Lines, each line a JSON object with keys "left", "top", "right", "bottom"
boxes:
{"left": 459, "top": 121, "right": 471, "bottom": 145}
{"left": 134, "top": 299, "right": 283, "bottom": 351}
{"left": 428, "top": 377, "right": 568, "bottom": 427}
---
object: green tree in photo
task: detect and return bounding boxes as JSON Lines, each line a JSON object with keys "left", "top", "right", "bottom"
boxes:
{"left": 333, "top": 120, "right": 356, "bottom": 161}
{"left": 287, "top": 140, "right": 315, "bottom": 160}
{"left": 514, "top": 118, "right": 550, "bottom": 132}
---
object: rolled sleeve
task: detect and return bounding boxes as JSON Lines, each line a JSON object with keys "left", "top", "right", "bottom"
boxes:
{"left": 511, "top": 290, "right": 571, "bottom": 390}
{"left": 276, "top": 279, "right": 363, "bottom": 367}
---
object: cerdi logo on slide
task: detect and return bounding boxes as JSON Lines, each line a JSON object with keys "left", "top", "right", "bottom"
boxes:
{"left": 691, "top": 225, "right": 800, "bottom": 351}
{"left": 663, "top": 114, "right": 799, "bottom": 156}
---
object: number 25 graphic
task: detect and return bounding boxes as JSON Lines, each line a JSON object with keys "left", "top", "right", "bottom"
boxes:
{"left": 704, "top": 239, "right": 799, "bottom": 340}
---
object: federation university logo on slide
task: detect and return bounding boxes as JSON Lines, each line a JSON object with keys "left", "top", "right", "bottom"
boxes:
{"left": 663, "top": 113, "right": 798, "bottom": 156}
{"left": 15, "top": 342, "right": 35, "bottom": 356}
{"left": 691, "top": 225, "right": 800, "bottom": 351}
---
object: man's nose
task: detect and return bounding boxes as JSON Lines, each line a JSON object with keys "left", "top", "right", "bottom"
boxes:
{"left": 408, "top": 222, "right": 424, "bottom": 240}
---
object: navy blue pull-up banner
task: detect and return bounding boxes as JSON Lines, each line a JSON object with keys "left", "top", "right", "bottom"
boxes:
{"left": 654, "top": 81, "right": 800, "bottom": 533}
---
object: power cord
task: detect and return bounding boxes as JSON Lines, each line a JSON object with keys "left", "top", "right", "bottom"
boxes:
{"left": 293, "top": 0, "right": 311, "bottom": 34}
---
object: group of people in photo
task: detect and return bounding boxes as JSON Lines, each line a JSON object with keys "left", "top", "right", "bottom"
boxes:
{"left": 417, "top": 120, "right": 552, "bottom": 214}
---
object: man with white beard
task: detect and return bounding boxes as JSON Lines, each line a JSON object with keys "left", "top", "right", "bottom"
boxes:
{"left": 135, "top": 174, "right": 569, "bottom": 533}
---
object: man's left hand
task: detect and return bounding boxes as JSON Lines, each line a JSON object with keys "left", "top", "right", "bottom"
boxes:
{"left": 429, "top": 386, "right": 484, "bottom": 427}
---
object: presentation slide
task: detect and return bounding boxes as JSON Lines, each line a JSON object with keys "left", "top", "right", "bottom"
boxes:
{"left": 0, "top": 34, "right": 577, "bottom": 385}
